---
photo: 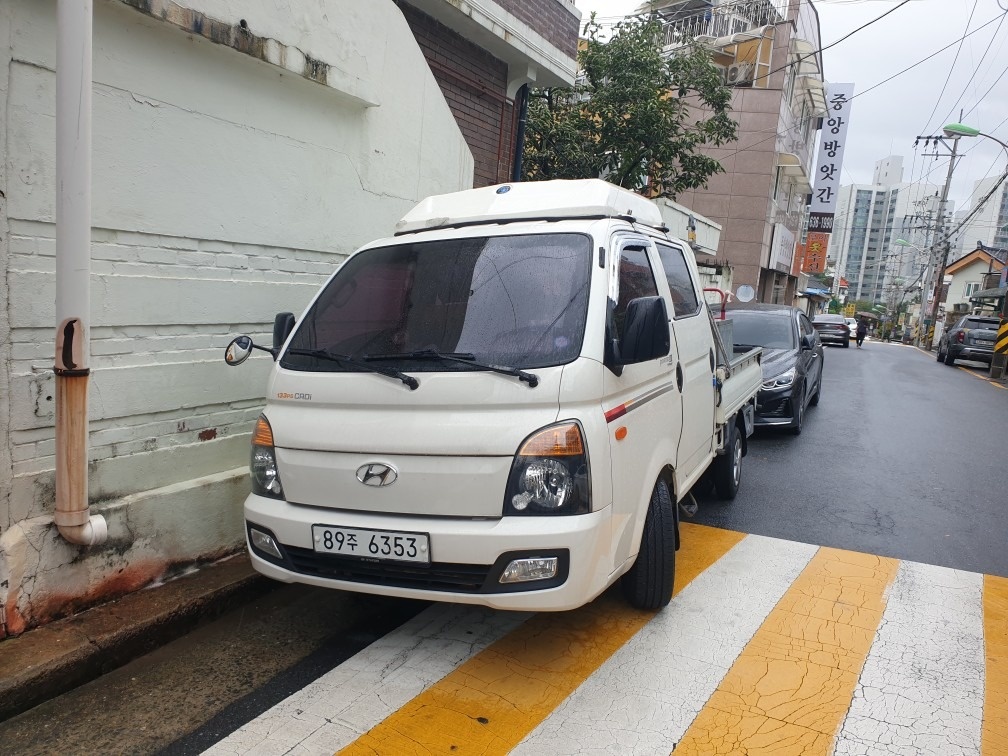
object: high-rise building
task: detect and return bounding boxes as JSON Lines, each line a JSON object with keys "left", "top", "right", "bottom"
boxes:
{"left": 952, "top": 176, "right": 1008, "bottom": 257}
{"left": 827, "top": 156, "right": 943, "bottom": 304}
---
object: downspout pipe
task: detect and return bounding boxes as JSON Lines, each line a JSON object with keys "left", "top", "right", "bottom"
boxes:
{"left": 510, "top": 84, "right": 529, "bottom": 182}
{"left": 54, "top": 0, "right": 106, "bottom": 547}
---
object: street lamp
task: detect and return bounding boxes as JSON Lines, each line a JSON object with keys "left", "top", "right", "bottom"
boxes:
{"left": 944, "top": 122, "right": 1008, "bottom": 380}
{"left": 942, "top": 123, "right": 1008, "bottom": 155}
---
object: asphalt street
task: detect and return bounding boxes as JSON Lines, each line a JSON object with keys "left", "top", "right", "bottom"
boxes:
{"left": 694, "top": 338, "right": 1008, "bottom": 577}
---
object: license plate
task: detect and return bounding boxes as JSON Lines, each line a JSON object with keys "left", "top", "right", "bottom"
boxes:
{"left": 312, "top": 525, "right": 430, "bottom": 564}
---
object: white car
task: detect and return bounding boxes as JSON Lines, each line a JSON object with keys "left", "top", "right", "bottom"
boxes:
{"left": 846, "top": 317, "right": 859, "bottom": 342}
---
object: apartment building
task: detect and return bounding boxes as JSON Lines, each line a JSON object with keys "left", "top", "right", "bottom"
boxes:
{"left": 952, "top": 175, "right": 1008, "bottom": 258}
{"left": 827, "top": 156, "right": 942, "bottom": 305}
{"left": 657, "top": 0, "right": 826, "bottom": 304}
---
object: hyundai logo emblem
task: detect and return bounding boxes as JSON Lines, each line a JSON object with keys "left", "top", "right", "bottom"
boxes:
{"left": 356, "top": 463, "right": 398, "bottom": 487}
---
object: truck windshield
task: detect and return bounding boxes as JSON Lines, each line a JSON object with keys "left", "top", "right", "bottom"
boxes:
{"left": 281, "top": 233, "right": 592, "bottom": 372}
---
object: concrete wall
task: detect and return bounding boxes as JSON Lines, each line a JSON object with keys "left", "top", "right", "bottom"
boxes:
{"left": 0, "top": 0, "right": 473, "bottom": 635}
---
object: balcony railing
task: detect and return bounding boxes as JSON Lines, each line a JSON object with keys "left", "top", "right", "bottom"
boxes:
{"left": 660, "top": 0, "right": 788, "bottom": 49}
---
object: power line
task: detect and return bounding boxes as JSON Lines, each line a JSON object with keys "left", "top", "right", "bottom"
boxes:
{"left": 852, "top": 12, "right": 1007, "bottom": 100}
{"left": 935, "top": 11, "right": 1008, "bottom": 128}
{"left": 919, "top": 0, "right": 979, "bottom": 134}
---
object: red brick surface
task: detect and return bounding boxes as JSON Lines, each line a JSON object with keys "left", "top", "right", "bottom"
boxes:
{"left": 397, "top": 1, "right": 518, "bottom": 187}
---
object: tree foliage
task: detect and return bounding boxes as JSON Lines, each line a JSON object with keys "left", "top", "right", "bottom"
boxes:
{"left": 522, "top": 14, "right": 738, "bottom": 199}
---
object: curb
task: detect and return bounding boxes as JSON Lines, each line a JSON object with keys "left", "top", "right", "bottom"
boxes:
{"left": 0, "top": 553, "right": 275, "bottom": 723}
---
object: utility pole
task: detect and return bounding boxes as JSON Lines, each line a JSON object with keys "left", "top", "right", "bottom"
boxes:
{"left": 915, "top": 134, "right": 960, "bottom": 350}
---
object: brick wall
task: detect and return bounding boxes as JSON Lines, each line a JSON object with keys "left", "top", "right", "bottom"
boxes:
{"left": 496, "top": 0, "right": 580, "bottom": 58}
{"left": 396, "top": 1, "right": 516, "bottom": 187}
{"left": 6, "top": 219, "right": 336, "bottom": 522}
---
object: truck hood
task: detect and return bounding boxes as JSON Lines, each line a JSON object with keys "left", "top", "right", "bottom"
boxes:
{"left": 263, "top": 365, "right": 563, "bottom": 457}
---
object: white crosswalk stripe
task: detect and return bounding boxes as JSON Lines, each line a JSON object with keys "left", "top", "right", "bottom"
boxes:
{"left": 204, "top": 604, "right": 530, "bottom": 755}
{"left": 514, "top": 535, "right": 817, "bottom": 754}
{"left": 834, "top": 561, "right": 985, "bottom": 755}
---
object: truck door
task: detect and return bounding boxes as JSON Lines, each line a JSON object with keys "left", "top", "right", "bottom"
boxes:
{"left": 654, "top": 240, "right": 716, "bottom": 486}
{"left": 602, "top": 238, "right": 683, "bottom": 566}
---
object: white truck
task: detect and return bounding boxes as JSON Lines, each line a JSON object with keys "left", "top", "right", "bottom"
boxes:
{"left": 224, "top": 179, "right": 762, "bottom": 612}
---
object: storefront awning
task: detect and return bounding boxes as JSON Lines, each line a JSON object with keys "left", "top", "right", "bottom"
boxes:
{"left": 796, "top": 76, "right": 827, "bottom": 116}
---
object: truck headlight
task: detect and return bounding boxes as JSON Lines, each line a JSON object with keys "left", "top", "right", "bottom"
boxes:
{"left": 504, "top": 421, "right": 590, "bottom": 516}
{"left": 250, "top": 415, "right": 285, "bottom": 499}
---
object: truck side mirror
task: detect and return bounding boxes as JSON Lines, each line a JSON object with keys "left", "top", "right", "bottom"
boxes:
{"left": 273, "top": 312, "right": 296, "bottom": 352}
{"left": 619, "top": 297, "right": 670, "bottom": 365}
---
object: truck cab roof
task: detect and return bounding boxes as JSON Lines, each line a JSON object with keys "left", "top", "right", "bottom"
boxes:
{"left": 394, "top": 179, "right": 668, "bottom": 235}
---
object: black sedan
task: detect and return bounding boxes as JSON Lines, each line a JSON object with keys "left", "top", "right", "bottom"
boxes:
{"left": 811, "top": 313, "right": 851, "bottom": 347}
{"left": 725, "top": 303, "right": 824, "bottom": 434}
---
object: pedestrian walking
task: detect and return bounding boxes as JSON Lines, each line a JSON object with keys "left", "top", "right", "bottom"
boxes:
{"left": 856, "top": 318, "right": 868, "bottom": 348}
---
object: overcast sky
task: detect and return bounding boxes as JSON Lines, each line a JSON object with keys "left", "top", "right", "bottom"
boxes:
{"left": 571, "top": 0, "right": 1008, "bottom": 216}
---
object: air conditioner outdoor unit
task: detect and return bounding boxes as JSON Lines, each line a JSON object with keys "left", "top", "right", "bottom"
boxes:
{"left": 726, "top": 62, "right": 754, "bottom": 85}
{"left": 953, "top": 302, "right": 969, "bottom": 313}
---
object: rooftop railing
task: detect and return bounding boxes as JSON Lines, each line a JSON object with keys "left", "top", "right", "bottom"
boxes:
{"left": 659, "top": 0, "right": 788, "bottom": 49}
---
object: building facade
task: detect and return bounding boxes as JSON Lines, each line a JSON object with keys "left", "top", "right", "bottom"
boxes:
{"left": 952, "top": 176, "right": 1008, "bottom": 258}
{"left": 0, "top": 0, "right": 578, "bottom": 636}
{"left": 658, "top": 0, "right": 826, "bottom": 305}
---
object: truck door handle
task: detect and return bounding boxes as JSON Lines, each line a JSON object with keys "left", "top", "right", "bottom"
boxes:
{"left": 709, "top": 349, "right": 715, "bottom": 372}
{"left": 676, "top": 362, "right": 684, "bottom": 392}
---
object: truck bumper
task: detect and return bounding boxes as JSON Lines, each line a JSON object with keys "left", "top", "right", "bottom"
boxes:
{"left": 244, "top": 494, "right": 617, "bottom": 611}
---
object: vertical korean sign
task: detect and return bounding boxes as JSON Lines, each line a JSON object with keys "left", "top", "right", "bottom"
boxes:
{"left": 808, "top": 83, "right": 854, "bottom": 234}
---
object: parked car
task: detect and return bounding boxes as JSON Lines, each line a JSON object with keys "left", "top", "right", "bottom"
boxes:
{"left": 725, "top": 303, "right": 824, "bottom": 435}
{"left": 812, "top": 313, "right": 851, "bottom": 347}
{"left": 937, "top": 315, "right": 1001, "bottom": 366}
{"left": 845, "top": 317, "right": 858, "bottom": 338}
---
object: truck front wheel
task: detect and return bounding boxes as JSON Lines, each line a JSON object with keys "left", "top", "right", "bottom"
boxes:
{"left": 622, "top": 479, "right": 676, "bottom": 611}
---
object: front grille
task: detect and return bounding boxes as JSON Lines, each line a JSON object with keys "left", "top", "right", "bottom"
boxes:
{"left": 285, "top": 546, "right": 491, "bottom": 593}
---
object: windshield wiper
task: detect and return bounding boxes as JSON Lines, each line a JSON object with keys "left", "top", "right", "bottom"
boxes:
{"left": 286, "top": 348, "right": 419, "bottom": 390}
{"left": 364, "top": 348, "right": 539, "bottom": 388}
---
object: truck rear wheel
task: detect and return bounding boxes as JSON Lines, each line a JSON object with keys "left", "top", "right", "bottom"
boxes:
{"left": 622, "top": 479, "right": 676, "bottom": 611}
{"left": 712, "top": 420, "right": 742, "bottom": 500}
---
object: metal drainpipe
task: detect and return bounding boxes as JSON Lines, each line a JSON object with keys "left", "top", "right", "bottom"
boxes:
{"left": 54, "top": 0, "right": 107, "bottom": 547}
{"left": 510, "top": 84, "right": 529, "bottom": 182}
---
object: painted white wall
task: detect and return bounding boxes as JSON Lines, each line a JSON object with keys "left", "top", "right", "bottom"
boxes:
{"left": 0, "top": 0, "right": 473, "bottom": 634}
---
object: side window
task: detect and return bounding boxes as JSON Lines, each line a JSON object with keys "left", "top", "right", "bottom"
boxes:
{"left": 655, "top": 242, "right": 701, "bottom": 318}
{"left": 798, "top": 314, "right": 815, "bottom": 338}
{"left": 613, "top": 245, "right": 659, "bottom": 344}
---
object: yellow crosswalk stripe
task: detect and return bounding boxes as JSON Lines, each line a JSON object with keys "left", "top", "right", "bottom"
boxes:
{"left": 338, "top": 523, "right": 745, "bottom": 755}
{"left": 673, "top": 548, "right": 900, "bottom": 755}
{"left": 984, "top": 575, "right": 1008, "bottom": 755}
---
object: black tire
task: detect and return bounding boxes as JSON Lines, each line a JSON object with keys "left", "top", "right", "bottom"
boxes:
{"left": 790, "top": 394, "right": 803, "bottom": 435}
{"left": 622, "top": 479, "right": 676, "bottom": 611}
{"left": 809, "top": 376, "right": 821, "bottom": 407}
{"left": 944, "top": 348, "right": 956, "bottom": 366}
{"left": 712, "top": 421, "right": 742, "bottom": 500}
{"left": 843, "top": 338, "right": 850, "bottom": 348}
{"left": 937, "top": 344, "right": 944, "bottom": 362}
